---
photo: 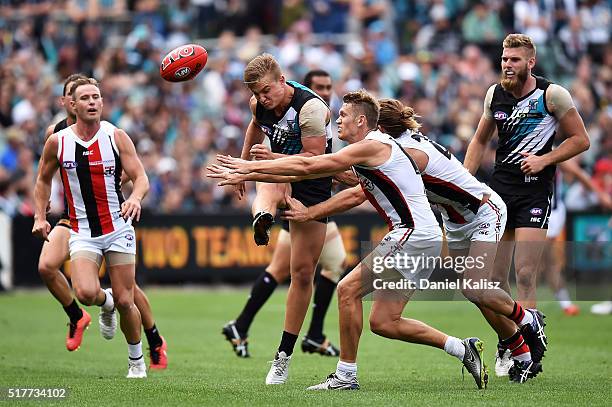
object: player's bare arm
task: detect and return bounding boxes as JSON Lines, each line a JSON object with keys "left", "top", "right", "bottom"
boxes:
{"left": 217, "top": 139, "right": 387, "bottom": 177}
{"left": 282, "top": 185, "right": 366, "bottom": 223}
{"left": 333, "top": 170, "right": 360, "bottom": 187}
{"left": 115, "top": 128, "right": 149, "bottom": 221}
{"left": 521, "top": 85, "right": 590, "bottom": 175}
{"left": 33, "top": 134, "right": 60, "bottom": 240}
{"left": 464, "top": 85, "right": 497, "bottom": 175}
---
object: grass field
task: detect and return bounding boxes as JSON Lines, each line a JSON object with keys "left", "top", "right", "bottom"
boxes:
{"left": 0, "top": 288, "right": 610, "bottom": 406}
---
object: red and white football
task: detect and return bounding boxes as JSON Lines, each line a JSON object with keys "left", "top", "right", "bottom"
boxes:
{"left": 160, "top": 44, "right": 208, "bottom": 82}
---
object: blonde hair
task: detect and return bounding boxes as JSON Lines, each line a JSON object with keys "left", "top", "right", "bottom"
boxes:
{"left": 378, "top": 99, "right": 421, "bottom": 138}
{"left": 503, "top": 33, "right": 536, "bottom": 58}
{"left": 70, "top": 77, "right": 100, "bottom": 100}
{"left": 243, "top": 53, "right": 281, "bottom": 85}
{"left": 342, "top": 89, "right": 380, "bottom": 128}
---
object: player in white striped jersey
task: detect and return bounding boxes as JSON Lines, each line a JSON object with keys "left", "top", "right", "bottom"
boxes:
{"left": 209, "top": 90, "right": 487, "bottom": 390}
{"left": 33, "top": 78, "right": 150, "bottom": 379}
{"left": 464, "top": 34, "right": 590, "bottom": 375}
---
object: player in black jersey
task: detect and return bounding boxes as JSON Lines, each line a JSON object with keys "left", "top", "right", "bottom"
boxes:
{"left": 464, "top": 34, "right": 590, "bottom": 377}
{"left": 37, "top": 74, "right": 168, "bottom": 369}
{"left": 222, "top": 70, "right": 343, "bottom": 359}
{"left": 233, "top": 54, "right": 332, "bottom": 384}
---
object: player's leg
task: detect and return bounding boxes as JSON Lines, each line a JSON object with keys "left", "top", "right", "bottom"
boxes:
{"left": 514, "top": 228, "right": 547, "bottom": 308}
{"left": 223, "top": 226, "right": 291, "bottom": 357}
{"left": 303, "top": 221, "right": 345, "bottom": 356}
{"left": 106, "top": 252, "right": 145, "bottom": 378}
{"left": 266, "top": 219, "right": 325, "bottom": 384}
{"left": 252, "top": 182, "right": 288, "bottom": 246}
{"left": 68, "top": 253, "right": 111, "bottom": 351}
{"left": 133, "top": 284, "right": 167, "bottom": 369}
{"left": 38, "top": 223, "right": 88, "bottom": 348}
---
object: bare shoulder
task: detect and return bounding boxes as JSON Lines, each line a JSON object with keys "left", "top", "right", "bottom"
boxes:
{"left": 249, "top": 96, "right": 258, "bottom": 114}
{"left": 44, "top": 124, "right": 55, "bottom": 141}
{"left": 43, "top": 133, "right": 59, "bottom": 156}
{"left": 113, "top": 128, "right": 135, "bottom": 150}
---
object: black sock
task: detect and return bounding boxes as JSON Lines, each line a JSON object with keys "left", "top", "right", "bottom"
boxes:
{"left": 278, "top": 330, "right": 298, "bottom": 356}
{"left": 234, "top": 271, "right": 278, "bottom": 336}
{"left": 63, "top": 300, "right": 83, "bottom": 324}
{"left": 144, "top": 324, "right": 163, "bottom": 348}
{"left": 307, "top": 274, "right": 337, "bottom": 342}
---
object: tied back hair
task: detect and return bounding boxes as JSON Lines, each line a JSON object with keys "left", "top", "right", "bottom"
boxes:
{"left": 378, "top": 98, "right": 421, "bottom": 138}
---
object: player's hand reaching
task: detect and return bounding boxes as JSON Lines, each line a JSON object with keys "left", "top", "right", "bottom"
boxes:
{"left": 216, "top": 154, "right": 252, "bottom": 174}
{"left": 121, "top": 196, "right": 142, "bottom": 222}
{"left": 206, "top": 164, "right": 247, "bottom": 187}
{"left": 250, "top": 144, "right": 274, "bottom": 160}
{"left": 520, "top": 152, "right": 549, "bottom": 175}
{"left": 32, "top": 217, "right": 51, "bottom": 241}
{"left": 281, "top": 194, "right": 312, "bottom": 223}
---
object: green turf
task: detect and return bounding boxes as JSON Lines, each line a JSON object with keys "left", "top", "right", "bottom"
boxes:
{"left": 0, "top": 288, "right": 610, "bottom": 406}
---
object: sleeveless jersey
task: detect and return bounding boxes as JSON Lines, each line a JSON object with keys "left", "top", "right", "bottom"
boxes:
{"left": 489, "top": 75, "right": 558, "bottom": 194}
{"left": 397, "top": 130, "right": 489, "bottom": 225}
{"left": 255, "top": 80, "right": 333, "bottom": 155}
{"left": 53, "top": 118, "right": 70, "bottom": 219}
{"left": 353, "top": 131, "right": 438, "bottom": 231}
{"left": 57, "top": 121, "right": 125, "bottom": 237}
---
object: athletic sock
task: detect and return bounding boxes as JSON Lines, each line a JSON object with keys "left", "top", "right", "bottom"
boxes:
{"left": 555, "top": 288, "right": 572, "bottom": 309}
{"left": 144, "top": 324, "right": 163, "bottom": 348}
{"left": 336, "top": 360, "right": 357, "bottom": 381}
{"left": 278, "top": 331, "right": 298, "bottom": 356}
{"left": 128, "top": 341, "right": 143, "bottom": 360}
{"left": 307, "top": 274, "right": 337, "bottom": 342}
{"left": 501, "top": 331, "right": 531, "bottom": 362}
{"left": 63, "top": 299, "right": 83, "bottom": 324}
{"left": 507, "top": 301, "right": 533, "bottom": 327}
{"left": 444, "top": 336, "right": 465, "bottom": 362}
{"left": 235, "top": 271, "right": 278, "bottom": 336}
{"left": 100, "top": 290, "right": 114, "bottom": 312}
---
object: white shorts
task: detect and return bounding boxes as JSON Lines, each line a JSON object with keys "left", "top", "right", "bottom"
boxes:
{"left": 69, "top": 221, "right": 136, "bottom": 258}
{"left": 546, "top": 202, "right": 566, "bottom": 238}
{"left": 445, "top": 191, "right": 507, "bottom": 250}
{"left": 364, "top": 227, "right": 443, "bottom": 284}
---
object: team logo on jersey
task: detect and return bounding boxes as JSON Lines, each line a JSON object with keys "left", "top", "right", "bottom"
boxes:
{"left": 359, "top": 177, "right": 375, "bottom": 192}
{"left": 530, "top": 208, "right": 543, "bottom": 216}
{"left": 104, "top": 166, "right": 115, "bottom": 177}
{"left": 528, "top": 99, "right": 539, "bottom": 111}
{"left": 62, "top": 161, "right": 77, "bottom": 169}
{"left": 494, "top": 111, "right": 508, "bottom": 120}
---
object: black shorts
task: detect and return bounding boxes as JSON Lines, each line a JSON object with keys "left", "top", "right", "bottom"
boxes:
{"left": 290, "top": 178, "right": 331, "bottom": 224}
{"left": 55, "top": 218, "right": 71, "bottom": 229}
{"left": 497, "top": 191, "right": 552, "bottom": 229}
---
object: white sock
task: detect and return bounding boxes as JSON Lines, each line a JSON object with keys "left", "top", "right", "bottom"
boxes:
{"left": 444, "top": 336, "right": 465, "bottom": 362}
{"left": 520, "top": 310, "right": 534, "bottom": 327}
{"left": 128, "top": 342, "right": 143, "bottom": 360}
{"left": 101, "top": 290, "right": 114, "bottom": 312}
{"left": 555, "top": 289, "right": 572, "bottom": 309}
{"left": 336, "top": 360, "right": 357, "bottom": 380}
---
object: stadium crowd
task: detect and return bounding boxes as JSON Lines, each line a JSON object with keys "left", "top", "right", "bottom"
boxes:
{"left": 0, "top": 0, "right": 610, "bottom": 217}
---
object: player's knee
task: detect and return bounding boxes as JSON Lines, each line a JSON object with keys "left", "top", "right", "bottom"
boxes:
{"left": 290, "top": 265, "right": 315, "bottom": 287}
{"left": 114, "top": 292, "right": 135, "bottom": 312}
{"left": 37, "top": 260, "right": 56, "bottom": 280}
{"left": 75, "top": 287, "right": 97, "bottom": 306}
{"left": 336, "top": 279, "right": 357, "bottom": 303}
{"left": 515, "top": 266, "right": 536, "bottom": 289}
{"left": 369, "top": 314, "right": 394, "bottom": 337}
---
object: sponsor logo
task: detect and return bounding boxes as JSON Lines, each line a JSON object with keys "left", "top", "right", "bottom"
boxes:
{"left": 161, "top": 45, "right": 195, "bottom": 71}
{"left": 174, "top": 66, "right": 191, "bottom": 79}
{"left": 62, "top": 161, "right": 77, "bottom": 169}
{"left": 82, "top": 150, "right": 94, "bottom": 156}
{"left": 530, "top": 217, "right": 542, "bottom": 223}
{"left": 478, "top": 230, "right": 490, "bottom": 236}
{"left": 524, "top": 175, "right": 539, "bottom": 183}
{"left": 478, "top": 223, "right": 490, "bottom": 229}
{"left": 530, "top": 208, "right": 543, "bottom": 215}
{"left": 125, "top": 234, "right": 134, "bottom": 241}
{"left": 494, "top": 111, "right": 508, "bottom": 120}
